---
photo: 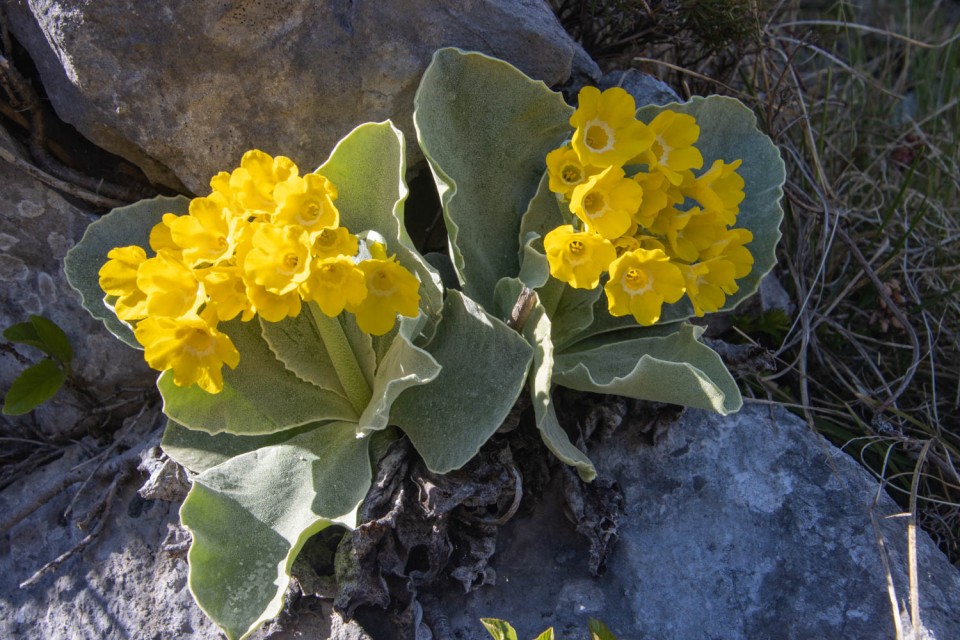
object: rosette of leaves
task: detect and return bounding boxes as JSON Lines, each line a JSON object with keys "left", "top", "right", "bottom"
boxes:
{"left": 65, "top": 122, "right": 532, "bottom": 639}
{"left": 414, "top": 48, "right": 785, "bottom": 481}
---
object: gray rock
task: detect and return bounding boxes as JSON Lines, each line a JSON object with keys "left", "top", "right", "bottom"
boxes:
{"left": 6, "top": 0, "right": 598, "bottom": 194}
{"left": 0, "top": 415, "right": 222, "bottom": 640}
{"left": 437, "top": 404, "right": 960, "bottom": 640}
{"left": 600, "top": 69, "right": 681, "bottom": 107}
{"left": 5, "top": 404, "right": 957, "bottom": 639}
{"left": 759, "top": 271, "right": 796, "bottom": 316}
{"left": 0, "top": 129, "right": 152, "bottom": 436}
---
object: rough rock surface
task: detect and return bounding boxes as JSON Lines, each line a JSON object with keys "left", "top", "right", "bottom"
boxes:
{"left": 4, "top": 403, "right": 958, "bottom": 639}
{"left": 0, "top": 130, "right": 152, "bottom": 436}
{"left": 435, "top": 404, "right": 960, "bottom": 639}
{"left": 5, "top": 0, "right": 599, "bottom": 194}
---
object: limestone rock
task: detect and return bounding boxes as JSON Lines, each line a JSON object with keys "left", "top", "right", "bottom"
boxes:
{"left": 435, "top": 404, "right": 960, "bottom": 640}
{"left": 4, "top": 404, "right": 958, "bottom": 639}
{"left": 5, "top": 0, "right": 599, "bottom": 194}
{"left": 0, "top": 130, "right": 152, "bottom": 436}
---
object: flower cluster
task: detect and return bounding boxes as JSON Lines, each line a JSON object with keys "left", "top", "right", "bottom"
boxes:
{"left": 99, "top": 150, "right": 420, "bottom": 393}
{"left": 543, "top": 87, "right": 754, "bottom": 325}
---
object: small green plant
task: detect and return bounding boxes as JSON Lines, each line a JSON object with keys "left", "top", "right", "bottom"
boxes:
{"left": 2, "top": 315, "right": 74, "bottom": 415}
{"left": 481, "top": 616, "right": 619, "bottom": 639}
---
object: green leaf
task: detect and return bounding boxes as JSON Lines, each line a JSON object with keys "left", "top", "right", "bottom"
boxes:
{"left": 554, "top": 323, "right": 742, "bottom": 414}
{"left": 588, "top": 618, "right": 619, "bottom": 640}
{"left": 358, "top": 315, "right": 441, "bottom": 435}
{"left": 494, "top": 278, "right": 595, "bottom": 481}
{"left": 259, "top": 312, "right": 347, "bottom": 394}
{"left": 159, "top": 319, "right": 357, "bottom": 435}
{"left": 2, "top": 359, "right": 66, "bottom": 415}
{"left": 29, "top": 315, "right": 73, "bottom": 364}
{"left": 533, "top": 628, "right": 556, "bottom": 640}
{"left": 63, "top": 195, "right": 190, "bottom": 348}
{"left": 3, "top": 321, "right": 44, "bottom": 352}
{"left": 480, "top": 618, "right": 519, "bottom": 640}
{"left": 161, "top": 419, "right": 320, "bottom": 474}
{"left": 389, "top": 290, "right": 533, "bottom": 473}
{"left": 414, "top": 48, "right": 573, "bottom": 311}
{"left": 317, "top": 120, "right": 443, "bottom": 320}
{"left": 181, "top": 422, "right": 371, "bottom": 640}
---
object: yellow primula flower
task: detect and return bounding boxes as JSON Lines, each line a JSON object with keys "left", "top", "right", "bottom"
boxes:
{"left": 243, "top": 223, "right": 312, "bottom": 295}
{"left": 640, "top": 110, "right": 704, "bottom": 186}
{"left": 228, "top": 150, "right": 299, "bottom": 215}
{"left": 197, "top": 266, "right": 255, "bottom": 322}
{"left": 631, "top": 170, "right": 679, "bottom": 230}
{"left": 604, "top": 248, "right": 685, "bottom": 326}
{"left": 611, "top": 235, "right": 640, "bottom": 257}
{"left": 675, "top": 208, "right": 728, "bottom": 261}
{"left": 569, "top": 165, "right": 644, "bottom": 240}
{"left": 546, "top": 145, "right": 597, "bottom": 198}
{"left": 346, "top": 258, "right": 420, "bottom": 336}
{"left": 686, "top": 159, "right": 745, "bottom": 225}
{"left": 682, "top": 259, "right": 738, "bottom": 317}
{"left": 245, "top": 282, "right": 302, "bottom": 323}
{"left": 136, "top": 250, "right": 204, "bottom": 318}
{"left": 134, "top": 311, "right": 240, "bottom": 394}
{"left": 300, "top": 256, "right": 368, "bottom": 317}
{"left": 700, "top": 227, "right": 754, "bottom": 278}
{"left": 570, "top": 86, "right": 654, "bottom": 168}
{"left": 273, "top": 173, "right": 340, "bottom": 236}
{"left": 99, "top": 245, "right": 149, "bottom": 321}
{"left": 167, "top": 192, "right": 240, "bottom": 267}
{"left": 149, "top": 214, "right": 181, "bottom": 253}
{"left": 543, "top": 225, "right": 617, "bottom": 289}
{"left": 312, "top": 226, "right": 359, "bottom": 260}
{"left": 649, "top": 206, "right": 697, "bottom": 263}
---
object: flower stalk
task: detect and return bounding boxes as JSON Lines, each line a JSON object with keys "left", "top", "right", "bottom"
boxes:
{"left": 308, "top": 301, "right": 372, "bottom": 415}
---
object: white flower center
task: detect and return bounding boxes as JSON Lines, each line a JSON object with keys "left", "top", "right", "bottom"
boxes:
{"left": 584, "top": 120, "right": 615, "bottom": 154}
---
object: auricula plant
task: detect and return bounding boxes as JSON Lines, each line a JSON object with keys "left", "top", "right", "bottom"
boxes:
{"left": 65, "top": 48, "right": 783, "bottom": 640}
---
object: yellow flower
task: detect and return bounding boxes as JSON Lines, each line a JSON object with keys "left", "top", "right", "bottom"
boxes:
{"left": 245, "top": 282, "right": 302, "bottom": 323}
{"left": 604, "top": 248, "right": 685, "bottom": 326}
{"left": 273, "top": 173, "right": 340, "bottom": 236}
{"left": 149, "top": 214, "right": 181, "bottom": 253}
{"left": 546, "top": 145, "right": 596, "bottom": 198}
{"left": 570, "top": 87, "right": 654, "bottom": 168}
{"left": 346, "top": 258, "right": 420, "bottom": 336}
{"left": 631, "top": 170, "right": 677, "bottom": 230}
{"left": 700, "top": 228, "right": 754, "bottom": 278}
{"left": 612, "top": 234, "right": 640, "bottom": 257}
{"left": 243, "top": 223, "right": 312, "bottom": 295}
{"left": 641, "top": 110, "right": 704, "bottom": 185}
{"left": 136, "top": 250, "right": 204, "bottom": 318}
{"left": 543, "top": 225, "right": 616, "bottom": 289}
{"left": 676, "top": 208, "right": 728, "bottom": 261}
{"left": 197, "top": 266, "right": 255, "bottom": 322}
{"left": 569, "top": 166, "right": 644, "bottom": 240}
{"left": 312, "top": 226, "right": 359, "bottom": 260}
{"left": 134, "top": 312, "right": 240, "bottom": 394}
{"left": 99, "top": 245, "right": 149, "bottom": 321}
{"left": 167, "top": 193, "right": 240, "bottom": 267}
{"left": 649, "top": 206, "right": 698, "bottom": 263}
{"left": 686, "top": 159, "right": 745, "bottom": 225}
{"left": 300, "top": 256, "right": 368, "bottom": 317}
{"left": 228, "top": 150, "right": 299, "bottom": 215}
{"left": 682, "top": 259, "right": 737, "bottom": 317}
